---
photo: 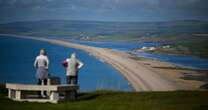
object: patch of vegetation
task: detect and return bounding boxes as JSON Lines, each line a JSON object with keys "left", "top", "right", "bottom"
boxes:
{"left": 174, "top": 37, "right": 208, "bottom": 58}
{"left": 131, "top": 56, "right": 153, "bottom": 61}
{"left": 19, "top": 31, "right": 80, "bottom": 37}
{"left": 149, "top": 45, "right": 191, "bottom": 55}
{"left": 139, "top": 34, "right": 208, "bottom": 58}
{"left": 1, "top": 90, "right": 208, "bottom": 110}
{"left": 94, "top": 34, "right": 139, "bottom": 41}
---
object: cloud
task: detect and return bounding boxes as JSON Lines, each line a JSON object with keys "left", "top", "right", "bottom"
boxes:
{"left": 0, "top": 0, "right": 207, "bottom": 22}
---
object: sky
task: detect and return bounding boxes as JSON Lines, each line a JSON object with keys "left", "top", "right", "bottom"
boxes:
{"left": 0, "top": 0, "right": 208, "bottom": 23}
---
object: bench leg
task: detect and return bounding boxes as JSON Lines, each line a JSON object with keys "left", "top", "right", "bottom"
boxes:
{"left": 8, "top": 89, "right": 16, "bottom": 99}
{"left": 41, "top": 80, "right": 46, "bottom": 97}
{"left": 15, "top": 90, "right": 22, "bottom": 100}
{"left": 50, "top": 92, "right": 59, "bottom": 103}
{"left": 8, "top": 89, "right": 11, "bottom": 98}
{"left": 65, "top": 90, "right": 77, "bottom": 101}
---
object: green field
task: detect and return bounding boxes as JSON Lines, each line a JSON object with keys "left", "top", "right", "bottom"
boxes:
{"left": 138, "top": 34, "right": 208, "bottom": 58}
{"left": 1, "top": 90, "right": 208, "bottom": 110}
{"left": 131, "top": 55, "right": 153, "bottom": 61}
{"left": 94, "top": 34, "right": 139, "bottom": 41}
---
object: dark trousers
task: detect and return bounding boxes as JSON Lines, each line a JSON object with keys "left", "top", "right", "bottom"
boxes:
{"left": 37, "top": 78, "right": 47, "bottom": 96}
{"left": 66, "top": 76, "right": 78, "bottom": 85}
{"left": 66, "top": 76, "right": 78, "bottom": 100}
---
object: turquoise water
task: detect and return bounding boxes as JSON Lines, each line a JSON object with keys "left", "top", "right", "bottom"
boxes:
{"left": 0, "top": 36, "right": 132, "bottom": 91}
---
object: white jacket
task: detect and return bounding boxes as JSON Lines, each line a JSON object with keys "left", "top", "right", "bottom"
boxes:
{"left": 66, "top": 58, "right": 84, "bottom": 76}
{"left": 34, "top": 55, "right": 49, "bottom": 69}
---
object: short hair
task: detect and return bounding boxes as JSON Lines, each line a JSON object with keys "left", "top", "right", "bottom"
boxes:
{"left": 40, "top": 48, "right": 46, "bottom": 55}
{"left": 70, "top": 52, "right": 76, "bottom": 58}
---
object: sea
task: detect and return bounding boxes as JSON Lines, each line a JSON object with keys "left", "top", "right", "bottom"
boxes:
{"left": 0, "top": 36, "right": 133, "bottom": 91}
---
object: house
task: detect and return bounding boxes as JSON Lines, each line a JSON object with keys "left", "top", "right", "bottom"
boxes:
{"left": 149, "top": 47, "right": 156, "bottom": 51}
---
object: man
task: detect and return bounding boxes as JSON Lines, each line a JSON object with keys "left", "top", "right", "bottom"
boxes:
{"left": 62, "top": 52, "right": 84, "bottom": 100}
{"left": 63, "top": 52, "right": 84, "bottom": 85}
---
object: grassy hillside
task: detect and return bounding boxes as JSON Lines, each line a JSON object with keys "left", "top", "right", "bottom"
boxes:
{"left": 0, "top": 20, "right": 208, "bottom": 41}
{"left": 1, "top": 90, "right": 208, "bottom": 110}
{"left": 1, "top": 20, "right": 208, "bottom": 57}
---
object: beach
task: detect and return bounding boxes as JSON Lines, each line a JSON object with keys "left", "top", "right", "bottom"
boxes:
{"left": 1, "top": 34, "right": 206, "bottom": 91}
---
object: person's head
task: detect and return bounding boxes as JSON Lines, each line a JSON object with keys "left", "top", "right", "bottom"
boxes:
{"left": 70, "top": 52, "right": 76, "bottom": 58}
{"left": 40, "top": 48, "right": 46, "bottom": 55}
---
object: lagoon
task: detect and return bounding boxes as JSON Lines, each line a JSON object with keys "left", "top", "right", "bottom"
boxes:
{"left": 69, "top": 39, "right": 159, "bottom": 51}
{"left": 67, "top": 39, "right": 208, "bottom": 70}
{"left": 134, "top": 51, "right": 208, "bottom": 70}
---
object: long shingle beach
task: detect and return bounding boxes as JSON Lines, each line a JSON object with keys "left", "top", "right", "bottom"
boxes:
{"left": 1, "top": 34, "right": 206, "bottom": 91}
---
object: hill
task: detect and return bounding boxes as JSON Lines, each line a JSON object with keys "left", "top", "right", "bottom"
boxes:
{"left": 0, "top": 20, "right": 208, "bottom": 40}
{"left": 0, "top": 90, "right": 208, "bottom": 110}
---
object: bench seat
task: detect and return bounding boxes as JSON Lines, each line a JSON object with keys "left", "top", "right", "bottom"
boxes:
{"left": 6, "top": 83, "right": 79, "bottom": 103}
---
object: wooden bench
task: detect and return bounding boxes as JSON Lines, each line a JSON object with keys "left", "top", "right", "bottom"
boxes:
{"left": 6, "top": 83, "right": 79, "bottom": 103}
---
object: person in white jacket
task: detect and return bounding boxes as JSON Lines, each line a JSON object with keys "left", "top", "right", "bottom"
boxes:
{"left": 63, "top": 52, "right": 84, "bottom": 85}
{"left": 34, "top": 48, "right": 49, "bottom": 97}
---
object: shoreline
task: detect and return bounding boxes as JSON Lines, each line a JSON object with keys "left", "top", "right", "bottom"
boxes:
{"left": 131, "top": 51, "right": 208, "bottom": 71}
{"left": 0, "top": 34, "right": 206, "bottom": 91}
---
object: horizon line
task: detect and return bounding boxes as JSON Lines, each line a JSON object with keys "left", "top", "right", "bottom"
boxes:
{"left": 1, "top": 18, "right": 208, "bottom": 24}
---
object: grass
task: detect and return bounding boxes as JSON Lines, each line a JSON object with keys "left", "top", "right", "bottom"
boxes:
{"left": 95, "top": 34, "right": 139, "bottom": 41}
{"left": 0, "top": 90, "right": 208, "bottom": 110}
{"left": 131, "top": 56, "right": 153, "bottom": 61}
{"left": 18, "top": 31, "right": 80, "bottom": 37}
{"left": 149, "top": 42, "right": 208, "bottom": 58}
{"left": 174, "top": 39, "right": 208, "bottom": 58}
{"left": 138, "top": 34, "right": 208, "bottom": 58}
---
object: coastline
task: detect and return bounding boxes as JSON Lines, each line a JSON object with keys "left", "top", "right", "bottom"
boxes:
{"left": 0, "top": 34, "right": 206, "bottom": 91}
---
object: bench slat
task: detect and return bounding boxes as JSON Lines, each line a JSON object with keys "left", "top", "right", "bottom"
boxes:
{"left": 6, "top": 83, "right": 79, "bottom": 91}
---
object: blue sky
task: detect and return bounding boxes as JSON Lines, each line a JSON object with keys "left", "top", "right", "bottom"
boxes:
{"left": 0, "top": 0, "right": 208, "bottom": 23}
